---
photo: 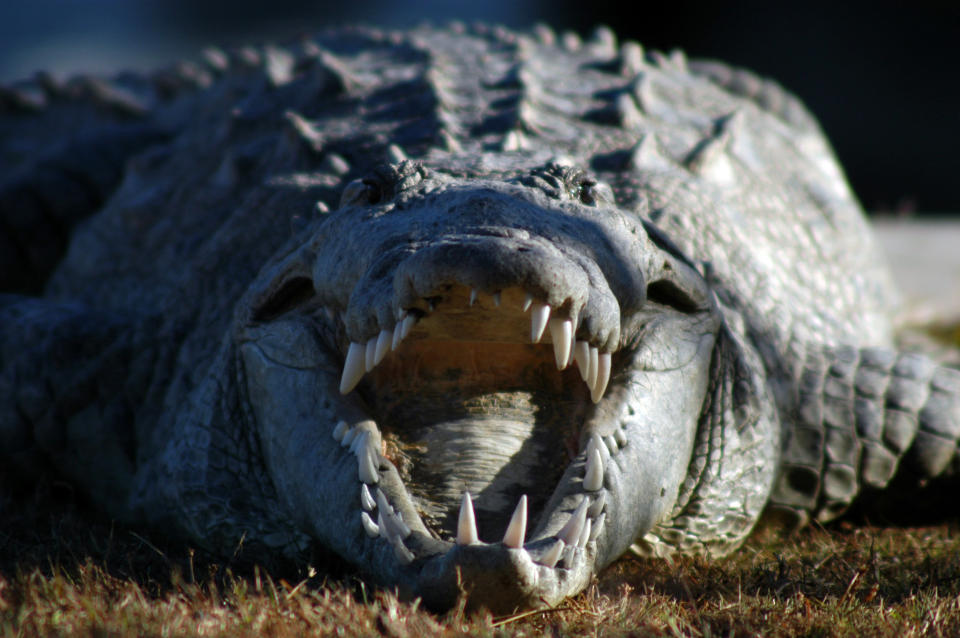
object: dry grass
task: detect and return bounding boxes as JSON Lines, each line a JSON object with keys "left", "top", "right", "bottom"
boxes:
{"left": 2, "top": 482, "right": 959, "bottom": 637}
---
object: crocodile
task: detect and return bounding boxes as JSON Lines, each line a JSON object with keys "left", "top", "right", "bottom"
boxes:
{"left": 1, "top": 23, "right": 959, "bottom": 613}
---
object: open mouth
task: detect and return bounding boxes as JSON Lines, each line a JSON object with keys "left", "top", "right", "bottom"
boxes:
{"left": 328, "top": 282, "right": 622, "bottom": 574}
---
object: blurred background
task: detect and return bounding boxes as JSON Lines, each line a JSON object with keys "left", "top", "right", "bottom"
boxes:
{"left": 1, "top": 0, "right": 957, "bottom": 213}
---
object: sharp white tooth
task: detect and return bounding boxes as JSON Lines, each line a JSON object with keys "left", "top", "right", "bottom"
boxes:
{"left": 360, "top": 484, "right": 376, "bottom": 511}
{"left": 603, "top": 434, "right": 618, "bottom": 456}
{"left": 364, "top": 338, "right": 378, "bottom": 372}
{"left": 376, "top": 489, "right": 409, "bottom": 539}
{"left": 567, "top": 330, "right": 576, "bottom": 368}
{"left": 530, "top": 303, "right": 550, "bottom": 343}
{"left": 349, "top": 430, "right": 368, "bottom": 456}
{"left": 539, "top": 539, "right": 565, "bottom": 568}
{"left": 339, "top": 342, "right": 366, "bottom": 394}
{"left": 502, "top": 495, "right": 527, "bottom": 549}
{"left": 341, "top": 426, "right": 358, "bottom": 448}
{"left": 400, "top": 314, "right": 416, "bottom": 339}
{"left": 375, "top": 488, "right": 392, "bottom": 516}
{"left": 586, "top": 347, "right": 599, "bottom": 391}
{"left": 456, "top": 491, "right": 479, "bottom": 545}
{"left": 358, "top": 447, "right": 379, "bottom": 484}
{"left": 549, "top": 319, "right": 572, "bottom": 369}
{"left": 583, "top": 447, "right": 604, "bottom": 491}
{"left": 391, "top": 325, "right": 402, "bottom": 350}
{"left": 591, "top": 352, "right": 611, "bottom": 403}
{"left": 573, "top": 341, "right": 590, "bottom": 381}
{"left": 557, "top": 497, "right": 589, "bottom": 545}
{"left": 393, "top": 537, "right": 414, "bottom": 565}
{"left": 361, "top": 512, "right": 379, "bottom": 537}
{"left": 493, "top": 292, "right": 501, "bottom": 307}
{"left": 589, "top": 512, "right": 605, "bottom": 542}
{"left": 614, "top": 427, "right": 627, "bottom": 448}
{"left": 586, "top": 433, "right": 609, "bottom": 465}
{"left": 374, "top": 329, "right": 392, "bottom": 365}
{"left": 332, "top": 420, "right": 349, "bottom": 442}
{"left": 577, "top": 518, "right": 592, "bottom": 548}
{"left": 522, "top": 293, "right": 533, "bottom": 312}
{"left": 377, "top": 512, "right": 390, "bottom": 539}
{"left": 588, "top": 491, "right": 606, "bottom": 518}
{"left": 469, "top": 288, "right": 478, "bottom": 306}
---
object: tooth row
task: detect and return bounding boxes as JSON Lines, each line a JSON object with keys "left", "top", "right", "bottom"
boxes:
{"left": 333, "top": 412, "right": 621, "bottom": 570}
{"left": 339, "top": 293, "right": 614, "bottom": 401}
{"left": 332, "top": 420, "right": 418, "bottom": 564}
{"left": 340, "top": 314, "right": 418, "bottom": 394}
{"left": 521, "top": 299, "right": 611, "bottom": 402}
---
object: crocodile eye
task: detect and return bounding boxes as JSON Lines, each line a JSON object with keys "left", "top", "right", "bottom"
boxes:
{"left": 578, "top": 179, "right": 614, "bottom": 207}
{"left": 338, "top": 179, "right": 380, "bottom": 208}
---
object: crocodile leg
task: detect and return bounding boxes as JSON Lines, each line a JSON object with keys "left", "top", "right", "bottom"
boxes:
{"left": 767, "top": 345, "right": 960, "bottom": 525}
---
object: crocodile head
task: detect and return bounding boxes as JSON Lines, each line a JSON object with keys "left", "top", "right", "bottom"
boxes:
{"left": 237, "top": 160, "right": 725, "bottom": 611}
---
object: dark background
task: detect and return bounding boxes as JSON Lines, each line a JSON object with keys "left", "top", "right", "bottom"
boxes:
{"left": 1, "top": 0, "right": 957, "bottom": 213}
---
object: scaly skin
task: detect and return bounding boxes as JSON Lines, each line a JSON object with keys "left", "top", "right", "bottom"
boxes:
{"left": 1, "top": 24, "right": 958, "bottom": 612}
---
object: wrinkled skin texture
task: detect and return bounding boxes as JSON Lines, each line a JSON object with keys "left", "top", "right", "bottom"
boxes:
{"left": 1, "top": 24, "right": 958, "bottom": 612}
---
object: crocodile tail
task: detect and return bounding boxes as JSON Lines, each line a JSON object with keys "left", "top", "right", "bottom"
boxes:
{"left": 0, "top": 295, "right": 163, "bottom": 515}
{"left": 767, "top": 345, "right": 960, "bottom": 526}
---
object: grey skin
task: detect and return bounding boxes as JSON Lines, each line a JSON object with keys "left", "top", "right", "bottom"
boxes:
{"left": 1, "top": 24, "right": 958, "bottom": 612}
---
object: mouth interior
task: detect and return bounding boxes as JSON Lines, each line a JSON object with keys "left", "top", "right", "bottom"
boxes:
{"left": 357, "top": 286, "right": 595, "bottom": 542}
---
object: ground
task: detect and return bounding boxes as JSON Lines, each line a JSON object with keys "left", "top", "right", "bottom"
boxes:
{"left": 2, "top": 479, "right": 959, "bottom": 637}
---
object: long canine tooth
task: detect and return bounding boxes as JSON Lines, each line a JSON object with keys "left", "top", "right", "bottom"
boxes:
{"left": 492, "top": 292, "right": 501, "bottom": 307}
{"left": 522, "top": 293, "right": 533, "bottom": 312}
{"left": 456, "top": 491, "right": 479, "bottom": 545}
{"left": 540, "top": 539, "right": 565, "bottom": 568}
{"left": 586, "top": 347, "right": 599, "bottom": 390}
{"left": 583, "top": 447, "right": 604, "bottom": 491}
{"left": 361, "top": 512, "right": 379, "bottom": 537}
{"left": 577, "top": 518, "right": 592, "bottom": 548}
{"left": 358, "top": 447, "right": 379, "bottom": 484}
{"left": 374, "top": 329, "right": 392, "bottom": 365}
{"left": 591, "top": 352, "right": 612, "bottom": 403}
{"left": 393, "top": 537, "right": 415, "bottom": 565}
{"left": 391, "top": 325, "right": 402, "bottom": 350}
{"left": 332, "top": 420, "right": 349, "bottom": 441}
{"left": 502, "top": 495, "right": 527, "bottom": 549}
{"left": 360, "top": 484, "right": 376, "bottom": 511}
{"left": 530, "top": 303, "right": 550, "bottom": 343}
{"left": 364, "top": 338, "right": 378, "bottom": 372}
{"left": 339, "top": 342, "right": 366, "bottom": 394}
{"left": 400, "top": 314, "right": 416, "bottom": 339}
{"left": 586, "top": 433, "right": 609, "bottom": 465}
{"left": 549, "top": 319, "right": 573, "bottom": 369}
{"left": 469, "top": 288, "right": 478, "bottom": 306}
{"left": 557, "top": 497, "right": 589, "bottom": 545}
{"left": 567, "top": 330, "right": 576, "bottom": 368}
{"left": 574, "top": 341, "right": 590, "bottom": 381}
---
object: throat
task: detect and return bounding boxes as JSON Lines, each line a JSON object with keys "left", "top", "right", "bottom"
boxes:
{"left": 373, "top": 387, "right": 584, "bottom": 541}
